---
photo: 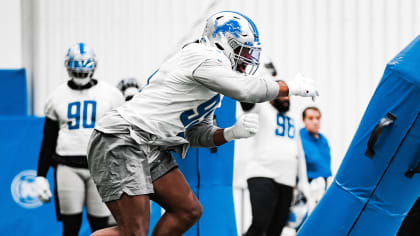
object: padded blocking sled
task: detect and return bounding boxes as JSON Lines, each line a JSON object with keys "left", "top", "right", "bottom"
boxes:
{"left": 298, "top": 35, "right": 420, "bottom": 236}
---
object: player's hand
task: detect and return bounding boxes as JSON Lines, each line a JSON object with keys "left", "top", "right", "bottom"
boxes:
{"left": 286, "top": 73, "right": 319, "bottom": 99}
{"left": 296, "top": 182, "right": 313, "bottom": 211}
{"left": 223, "top": 113, "right": 259, "bottom": 142}
{"left": 309, "top": 177, "right": 326, "bottom": 204}
{"left": 35, "top": 176, "right": 52, "bottom": 203}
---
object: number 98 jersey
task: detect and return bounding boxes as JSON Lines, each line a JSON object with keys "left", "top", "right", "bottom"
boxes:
{"left": 44, "top": 80, "right": 124, "bottom": 156}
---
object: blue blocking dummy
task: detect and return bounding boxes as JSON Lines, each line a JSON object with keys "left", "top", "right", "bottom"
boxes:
{"left": 149, "top": 97, "right": 238, "bottom": 236}
{"left": 298, "top": 36, "right": 420, "bottom": 235}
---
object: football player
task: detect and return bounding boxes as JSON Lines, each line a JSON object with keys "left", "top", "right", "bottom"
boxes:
{"left": 240, "top": 62, "right": 313, "bottom": 236}
{"left": 88, "top": 11, "right": 318, "bottom": 236}
{"left": 239, "top": 62, "right": 312, "bottom": 236}
{"left": 35, "top": 43, "right": 124, "bottom": 235}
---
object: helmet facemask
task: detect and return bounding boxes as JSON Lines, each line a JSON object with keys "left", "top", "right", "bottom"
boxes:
{"left": 229, "top": 38, "right": 261, "bottom": 75}
{"left": 65, "top": 58, "right": 96, "bottom": 81}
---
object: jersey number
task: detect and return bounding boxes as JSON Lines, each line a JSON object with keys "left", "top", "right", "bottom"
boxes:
{"left": 67, "top": 101, "right": 97, "bottom": 130}
{"left": 275, "top": 114, "right": 295, "bottom": 138}
{"left": 180, "top": 94, "right": 221, "bottom": 128}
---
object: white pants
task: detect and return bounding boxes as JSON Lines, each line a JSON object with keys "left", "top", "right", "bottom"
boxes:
{"left": 56, "top": 164, "right": 111, "bottom": 217}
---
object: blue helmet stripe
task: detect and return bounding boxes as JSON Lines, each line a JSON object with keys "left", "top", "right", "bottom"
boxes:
{"left": 220, "top": 11, "right": 260, "bottom": 43}
{"left": 79, "top": 42, "right": 85, "bottom": 54}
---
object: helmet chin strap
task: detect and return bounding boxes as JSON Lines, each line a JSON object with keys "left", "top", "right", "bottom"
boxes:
{"left": 71, "top": 77, "right": 91, "bottom": 86}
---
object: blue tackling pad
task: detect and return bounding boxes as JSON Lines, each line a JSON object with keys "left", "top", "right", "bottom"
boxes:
{"left": 0, "top": 69, "right": 27, "bottom": 115}
{"left": 149, "top": 97, "right": 238, "bottom": 236}
{"left": 298, "top": 35, "right": 420, "bottom": 235}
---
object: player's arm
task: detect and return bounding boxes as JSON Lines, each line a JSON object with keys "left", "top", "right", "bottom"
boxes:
{"left": 192, "top": 59, "right": 279, "bottom": 103}
{"left": 35, "top": 115, "right": 58, "bottom": 203}
{"left": 37, "top": 117, "right": 59, "bottom": 177}
{"left": 185, "top": 115, "right": 218, "bottom": 148}
{"left": 186, "top": 113, "right": 259, "bottom": 147}
{"left": 192, "top": 59, "right": 318, "bottom": 103}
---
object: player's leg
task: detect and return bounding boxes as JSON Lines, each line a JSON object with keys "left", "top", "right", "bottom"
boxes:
{"left": 85, "top": 171, "right": 114, "bottom": 232}
{"left": 88, "top": 130, "right": 155, "bottom": 236}
{"left": 61, "top": 214, "right": 83, "bottom": 236}
{"left": 245, "top": 177, "right": 279, "bottom": 236}
{"left": 146, "top": 151, "right": 202, "bottom": 236}
{"left": 150, "top": 168, "right": 203, "bottom": 236}
{"left": 86, "top": 215, "right": 109, "bottom": 233}
{"left": 91, "top": 194, "right": 151, "bottom": 236}
{"left": 266, "top": 183, "right": 294, "bottom": 236}
{"left": 56, "top": 164, "right": 85, "bottom": 236}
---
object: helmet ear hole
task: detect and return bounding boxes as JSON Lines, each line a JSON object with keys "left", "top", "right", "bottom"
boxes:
{"left": 215, "top": 43, "right": 224, "bottom": 51}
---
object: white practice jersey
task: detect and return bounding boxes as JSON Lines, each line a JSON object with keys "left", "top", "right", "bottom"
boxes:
{"left": 245, "top": 103, "right": 308, "bottom": 188}
{"left": 109, "top": 42, "right": 279, "bottom": 141}
{"left": 45, "top": 80, "right": 124, "bottom": 156}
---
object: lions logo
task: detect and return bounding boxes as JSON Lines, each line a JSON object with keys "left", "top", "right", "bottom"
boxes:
{"left": 213, "top": 19, "right": 242, "bottom": 38}
{"left": 11, "top": 170, "right": 42, "bottom": 209}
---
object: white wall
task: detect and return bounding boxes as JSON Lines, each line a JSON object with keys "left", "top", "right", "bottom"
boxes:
{"left": 31, "top": 0, "right": 221, "bottom": 116}
{"left": 5, "top": 0, "right": 420, "bottom": 234}
{"left": 0, "top": 0, "right": 23, "bottom": 68}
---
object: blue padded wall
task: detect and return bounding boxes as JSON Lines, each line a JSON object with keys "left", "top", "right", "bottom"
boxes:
{"left": 0, "top": 69, "right": 27, "bottom": 115}
{"left": 0, "top": 116, "right": 92, "bottom": 235}
{"left": 197, "top": 96, "right": 237, "bottom": 236}
{"left": 151, "top": 96, "right": 238, "bottom": 236}
{"left": 298, "top": 35, "right": 420, "bottom": 236}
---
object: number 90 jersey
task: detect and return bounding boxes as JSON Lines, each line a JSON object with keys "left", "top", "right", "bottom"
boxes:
{"left": 44, "top": 81, "right": 124, "bottom": 156}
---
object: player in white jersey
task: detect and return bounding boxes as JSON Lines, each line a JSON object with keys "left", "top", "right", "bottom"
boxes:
{"left": 35, "top": 43, "right": 124, "bottom": 235}
{"left": 241, "top": 96, "right": 311, "bottom": 235}
{"left": 239, "top": 62, "right": 311, "bottom": 236}
{"left": 88, "top": 11, "right": 318, "bottom": 236}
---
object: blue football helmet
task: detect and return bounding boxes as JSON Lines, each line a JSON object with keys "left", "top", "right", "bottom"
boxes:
{"left": 201, "top": 11, "right": 261, "bottom": 75}
{"left": 64, "top": 42, "right": 97, "bottom": 79}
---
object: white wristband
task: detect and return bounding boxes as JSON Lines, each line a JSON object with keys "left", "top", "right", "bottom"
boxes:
{"left": 223, "top": 127, "right": 235, "bottom": 142}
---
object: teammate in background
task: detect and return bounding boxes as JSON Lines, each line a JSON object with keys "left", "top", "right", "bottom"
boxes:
{"left": 88, "top": 11, "right": 318, "bottom": 236}
{"left": 300, "top": 107, "right": 332, "bottom": 205}
{"left": 34, "top": 43, "right": 124, "bottom": 236}
{"left": 117, "top": 77, "right": 143, "bottom": 101}
{"left": 240, "top": 62, "right": 312, "bottom": 236}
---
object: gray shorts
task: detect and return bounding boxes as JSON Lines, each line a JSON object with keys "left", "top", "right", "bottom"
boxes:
{"left": 87, "top": 129, "right": 178, "bottom": 202}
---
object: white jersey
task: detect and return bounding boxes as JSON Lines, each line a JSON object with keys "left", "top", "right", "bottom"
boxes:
{"left": 245, "top": 103, "right": 308, "bottom": 188}
{"left": 45, "top": 80, "right": 124, "bottom": 156}
{"left": 108, "top": 42, "right": 279, "bottom": 141}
